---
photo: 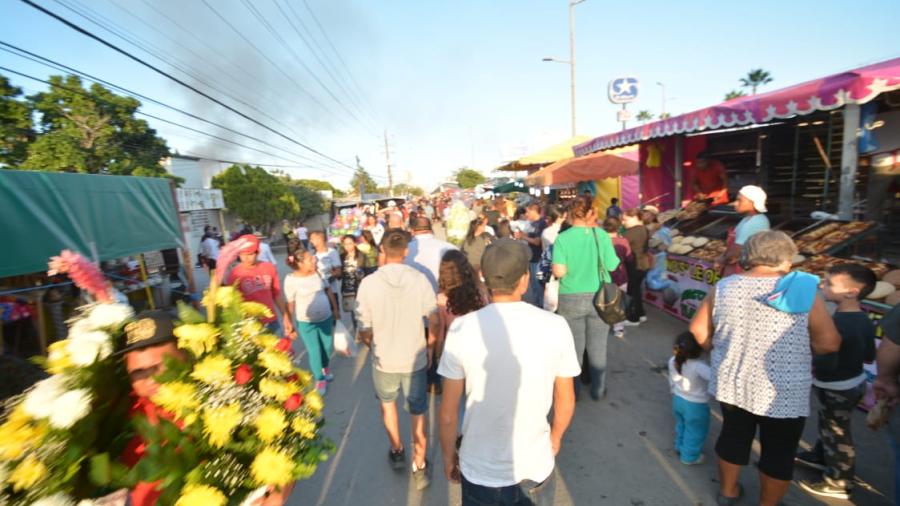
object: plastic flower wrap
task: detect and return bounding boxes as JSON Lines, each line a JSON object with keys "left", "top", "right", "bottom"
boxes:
{"left": 134, "top": 287, "right": 333, "bottom": 505}
{"left": 0, "top": 297, "right": 135, "bottom": 504}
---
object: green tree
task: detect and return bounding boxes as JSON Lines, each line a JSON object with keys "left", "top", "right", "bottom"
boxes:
{"left": 636, "top": 110, "right": 654, "bottom": 124}
{"left": 724, "top": 89, "right": 747, "bottom": 101}
{"left": 740, "top": 69, "right": 773, "bottom": 95}
{"left": 0, "top": 75, "right": 33, "bottom": 167}
{"left": 213, "top": 164, "right": 298, "bottom": 228}
{"left": 454, "top": 167, "right": 485, "bottom": 189}
{"left": 294, "top": 178, "right": 345, "bottom": 198}
{"left": 283, "top": 179, "right": 327, "bottom": 220}
{"left": 24, "top": 75, "right": 170, "bottom": 176}
{"left": 349, "top": 164, "right": 378, "bottom": 195}
{"left": 393, "top": 183, "right": 425, "bottom": 197}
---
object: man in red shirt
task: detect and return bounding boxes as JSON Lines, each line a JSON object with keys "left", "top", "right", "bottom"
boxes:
{"left": 226, "top": 235, "right": 294, "bottom": 337}
{"left": 691, "top": 151, "right": 729, "bottom": 205}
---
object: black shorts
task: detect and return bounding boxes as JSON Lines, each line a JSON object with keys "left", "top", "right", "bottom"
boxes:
{"left": 715, "top": 402, "right": 806, "bottom": 481}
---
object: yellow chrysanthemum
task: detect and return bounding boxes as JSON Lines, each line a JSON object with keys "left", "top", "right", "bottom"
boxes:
{"left": 258, "top": 350, "right": 292, "bottom": 376}
{"left": 9, "top": 455, "right": 46, "bottom": 491}
{"left": 46, "top": 340, "right": 74, "bottom": 374}
{"left": 202, "top": 403, "right": 243, "bottom": 448}
{"left": 304, "top": 390, "right": 324, "bottom": 415}
{"left": 250, "top": 447, "right": 295, "bottom": 486}
{"left": 259, "top": 378, "right": 300, "bottom": 402}
{"left": 292, "top": 368, "right": 313, "bottom": 387}
{"left": 241, "top": 302, "right": 274, "bottom": 320}
{"left": 202, "top": 285, "right": 242, "bottom": 310}
{"left": 175, "top": 484, "right": 227, "bottom": 506}
{"left": 152, "top": 382, "right": 200, "bottom": 417}
{"left": 253, "top": 333, "right": 279, "bottom": 350}
{"left": 241, "top": 320, "right": 265, "bottom": 340}
{"left": 290, "top": 417, "right": 317, "bottom": 439}
{"left": 174, "top": 323, "right": 220, "bottom": 357}
{"left": 254, "top": 406, "right": 287, "bottom": 442}
{"left": 0, "top": 408, "right": 46, "bottom": 460}
{"left": 190, "top": 355, "right": 233, "bottom": 385}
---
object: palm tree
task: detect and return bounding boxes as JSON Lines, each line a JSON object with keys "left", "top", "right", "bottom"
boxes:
{"left": 724, "top": 89, "right": 747, "bottom": 101}
{"left": 636, "top": 110, "right": 654, "bottom": 124}
{"left": 740, "top": 69, "right": 773, "bottom": 95}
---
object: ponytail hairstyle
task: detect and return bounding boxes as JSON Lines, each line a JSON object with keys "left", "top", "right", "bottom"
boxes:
{"left": 673, "top": 331, "right": 703, "bottom": 373}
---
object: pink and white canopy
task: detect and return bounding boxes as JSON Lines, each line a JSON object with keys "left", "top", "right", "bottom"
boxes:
{"left": 575, "top": 57, "right": 900, "bottom": 156}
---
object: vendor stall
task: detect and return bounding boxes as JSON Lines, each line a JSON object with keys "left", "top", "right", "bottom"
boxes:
{"left": 0, "top": 171, "right": 187, "bottom": 355}
{"left": 495, "top": 135, "right": 591, "bottom": 174}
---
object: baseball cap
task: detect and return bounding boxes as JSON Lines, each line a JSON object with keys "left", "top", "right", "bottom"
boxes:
{"left": 237, "top": 234, "right": 259, "bottom": 253}
{"left": 642, "top": 204, "right": 660, "bottom": 214}
{"left": 481, "top": 239, "right": 530, "bottom": 291}
{"left": 738, "top": 185, "right": 768, "bottom": 213}
{"left": 117, "top": 310, "right": 176, "bottom": 354}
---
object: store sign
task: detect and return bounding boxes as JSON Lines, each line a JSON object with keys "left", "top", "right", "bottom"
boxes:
{"left": 616, "top": 109, "right": 632, "bottom": 123}
{"left": 176, "top": 188, "right": 224, "bottom": 212}
{"left": 644, "top": 254, "right": 721, "bottom": 321}
{"left": 608, "top": 77, "right": 639, "bottom": 104}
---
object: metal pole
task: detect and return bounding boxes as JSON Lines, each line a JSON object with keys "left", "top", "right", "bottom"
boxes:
{"left": 657, "top": 82, "right": 666, "bottom": 118}
{"left": 384, "top": 130, "right": 394, "bottom": 197}
{"left": 837, "top": 104, "right": 860, "bottom": 219}
{"left": 674, "top": 135, "right": 683, "bottom": 206}
{"left": 568, "top": 1, "right": 577, "bottom": 137}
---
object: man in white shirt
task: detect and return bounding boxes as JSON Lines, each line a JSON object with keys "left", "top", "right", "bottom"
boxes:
{"left": 405, "top": 216, "right": 457, "bottom": 294}
{"left": 257, "top": 240, "right": 278, "bottom": 266}
{"left": 200, "top": 232, "right": 220, "bottom": 271}
{"left": 295, "top": 223, "right": 309, "bottom": 250}
{"left": 438, "top": 239, "right": 580, "bottom": 505}
{"left": 309, "top": 231, "right": 342, "bottom": 296}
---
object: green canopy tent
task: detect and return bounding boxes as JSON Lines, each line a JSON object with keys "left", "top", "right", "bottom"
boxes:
{"left": 0, "top": 171, "right": 183, "bottom": 278}
{"left": 493, "top": 180, "right": 527, "bottom": 194}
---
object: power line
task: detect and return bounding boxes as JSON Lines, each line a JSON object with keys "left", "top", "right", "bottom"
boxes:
{"left": 19, "top": 0, "right": 358, "bottom": 172}
{"left": 0, "top": 41, "right": 354, "bottom": 173}
{"left": 300, "top": 0, "right": 380, "bottom": 123}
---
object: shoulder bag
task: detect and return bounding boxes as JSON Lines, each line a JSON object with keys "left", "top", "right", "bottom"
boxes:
{"left": 592, "top": 229, "right": 627, "bottom": 324}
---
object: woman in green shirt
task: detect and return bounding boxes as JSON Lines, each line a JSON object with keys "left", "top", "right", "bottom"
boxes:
{"left": 552, "top": 195, "right": 621, "bottom": 400}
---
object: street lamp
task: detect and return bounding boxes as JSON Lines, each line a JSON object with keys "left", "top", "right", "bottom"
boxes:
{"left": 542, "top": 0, "right": 586, "bottom": 138}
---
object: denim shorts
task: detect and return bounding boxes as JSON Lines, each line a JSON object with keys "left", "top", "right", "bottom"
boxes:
{"left": 372, "top": 367, "right": 428, "bottom": 415}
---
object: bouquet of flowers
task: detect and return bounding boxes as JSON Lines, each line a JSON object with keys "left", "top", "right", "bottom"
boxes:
{"left": 0, "top": 251, "right": 138, "bottom": 505}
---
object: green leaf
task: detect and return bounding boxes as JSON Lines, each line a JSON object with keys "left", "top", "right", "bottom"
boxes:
{"left": 177, "top": 301, "right": 205, "bottom": 325}
{"left": 89, "top": 453, "right": 112, "bottom": 486}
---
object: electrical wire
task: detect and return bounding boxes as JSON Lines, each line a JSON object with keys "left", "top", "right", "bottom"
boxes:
{"left": 19, "top": 0, "right": 360, "bottom": 172}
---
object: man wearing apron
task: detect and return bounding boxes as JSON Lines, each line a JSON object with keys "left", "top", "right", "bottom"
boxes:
{"left": 717, "top": 185, "right": 770, "bottom": 277}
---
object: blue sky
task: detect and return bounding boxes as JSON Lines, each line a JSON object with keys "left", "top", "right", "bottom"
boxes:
{"left": 2, "top": 0, "right": 898, "bottom": 189}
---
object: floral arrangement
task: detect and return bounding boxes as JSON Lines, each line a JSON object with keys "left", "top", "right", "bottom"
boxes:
{"left": 0, "top": 249, "right": 332, "bottom": 505}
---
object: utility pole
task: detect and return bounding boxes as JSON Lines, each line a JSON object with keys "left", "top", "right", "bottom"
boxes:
{"left": 568, "top": 0, "right": 584, "bottom": 137}
{"left": 383, "top": 129, "right": 394, "bottom": 197}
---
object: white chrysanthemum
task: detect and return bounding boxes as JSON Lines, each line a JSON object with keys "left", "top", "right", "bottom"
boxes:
{"left": 47, "top": 389, "right": 92, "bottom": 429}
{"left": 86, "top": 303, "right": 133, "bottom": 330}
{"left": 66, "top": 329, "right": 112, "bottom": 366}
{"left": 22, "top": 375, "right": 68, "bottom": 419}
{"left": 31, "top": 492, "right": 76, "bottom": 506}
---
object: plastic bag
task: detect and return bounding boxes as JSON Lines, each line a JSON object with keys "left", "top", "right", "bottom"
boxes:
{"left": 333, "top": 319, "right": 357, "bottom": 357}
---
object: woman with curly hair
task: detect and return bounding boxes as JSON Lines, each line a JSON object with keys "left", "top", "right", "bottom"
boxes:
{"left": 428, "top": 250, "right": 487, "bottom": 394}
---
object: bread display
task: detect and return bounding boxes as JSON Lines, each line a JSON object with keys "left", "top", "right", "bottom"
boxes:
{"left": 793, "top": 221, "right": 875, "bottom": 254}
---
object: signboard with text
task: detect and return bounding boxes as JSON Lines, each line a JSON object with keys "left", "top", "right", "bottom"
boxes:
{"left": 176, "top": 188, "right": 224, "bottom": 212}
{"left": 643, "top": 254, "right": 720, "bottom": 321}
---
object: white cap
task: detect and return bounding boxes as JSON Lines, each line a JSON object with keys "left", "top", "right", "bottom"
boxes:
{"left": 387, "top": 200, "right": 397, "bottom": 207}
{"left": 642, "top": 204, "right": 660, "bottom": 214}
{"left": 738, "top": 185, "right": 767, "bottom": 213}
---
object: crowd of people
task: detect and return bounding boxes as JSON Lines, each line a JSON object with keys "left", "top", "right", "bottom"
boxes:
{"left": 203, "top": 190, "right": 899, "bottom": 506}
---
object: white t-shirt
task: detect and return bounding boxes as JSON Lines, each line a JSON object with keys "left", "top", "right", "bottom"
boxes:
{"left": 668, "top": 356, "right": 711, "bottom": 404}
{"left": 315, "top": 248, "right": 342, "bottom": 293}
{"left": 258, "top": 242, "right": 278, "bottom": 266}
{"left": 541, "top": 222, "right": 562, "bottom": 252}
{"left": 295, "top": 226, "right": 309, "bottom": 241}
{"left": 405, "top": 233, "right": 457, "bottom": 294}
{"left": 438, "top": 302, "right": 581, "bottom": 487}
{"left": 283, "top": 274, "right": 331, "bottom": 323}
{"left": 201, "top": 236, "right": 220, "bottom": 260}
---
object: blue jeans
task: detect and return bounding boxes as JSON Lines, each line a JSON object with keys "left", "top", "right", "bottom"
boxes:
{"left": 672, "top": 396, "right": 710, "bottom": 463}
{"left": 557, "top": 292, "right": 609, "bottom": 398}
{"left": 461, "top": 471, "right": 555, "bottom": 506}
{"left": 524, "top": 262, "right": 544, "bottom": 308}
{"left": 297, "top": 317, "right": 333, "bottom": 381}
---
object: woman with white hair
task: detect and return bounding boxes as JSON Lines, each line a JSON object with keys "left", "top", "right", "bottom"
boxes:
{"left": 690, "top": 231, "right": 841, "bottom": 506}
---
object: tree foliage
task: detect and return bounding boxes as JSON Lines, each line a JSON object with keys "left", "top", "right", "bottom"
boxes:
{"left": 455, "top": 167, "right": 485, "bottom": 189}
{"left": 724, "top": 89, "right": 748, "bottom": 101}
{"left": 283, "top": 179, "right": 327, "bottom": 220}
{"left": 349, "top": 164, "right": 378, "bottom": 195}
{"left": 22, "top": 75, "right": 169, "bottom": 176}
{"left": 0, "top": 76, "right": 32, "bottom": 167}
{"left": 212, "top": 164, "right": 299, "bottom": 228}
{"left": 392, "top": 183, "right": 425, "bottom": 197}
{"left": 636, "top": 110, "right": 654, "bottom": 123}
{"left": 739, "top": 69, "right": 773, "bottom": 95}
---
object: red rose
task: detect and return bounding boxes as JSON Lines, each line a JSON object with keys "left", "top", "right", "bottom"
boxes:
{"left": 286, "top": 373, "right": 299, "bottom": 383}
{"left": 275, "top": 338, "right": 292, "bottom": 353}
{"left": 235, "top": 364, "right": 253, "bottom": 385}
{"left": 284, "top": 393, "right": 304, "bottom": 412}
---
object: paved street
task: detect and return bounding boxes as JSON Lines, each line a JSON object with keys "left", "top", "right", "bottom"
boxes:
{"left": 193, "top": 245, "right": 894, "bottom": 506}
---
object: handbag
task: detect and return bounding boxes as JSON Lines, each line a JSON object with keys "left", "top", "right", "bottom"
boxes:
{"left": 592, "top": 229, "right": 627, "bottom": 324}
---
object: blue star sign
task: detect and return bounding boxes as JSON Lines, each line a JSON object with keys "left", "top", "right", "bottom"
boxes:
{"left": 608, "top": 77, "right": 639, "bottom": 104}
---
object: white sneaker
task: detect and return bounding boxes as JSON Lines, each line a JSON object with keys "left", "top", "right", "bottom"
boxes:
{"left": 639, "top": 316, "right": 648, "bottom": 323}
{"left": 623, "top": 320, "right": 641, "bottom": 327}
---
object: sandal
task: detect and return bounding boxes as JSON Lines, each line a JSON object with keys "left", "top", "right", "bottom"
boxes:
{"left": 717, "top": 483, "right": 743, "bottom": 505}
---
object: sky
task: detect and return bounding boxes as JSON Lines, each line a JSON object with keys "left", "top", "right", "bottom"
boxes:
{"left": 1, "top": 0, "right": 899, "bottom": 191}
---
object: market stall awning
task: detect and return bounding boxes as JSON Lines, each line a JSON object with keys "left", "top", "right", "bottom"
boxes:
{"left": 0, "top": 171, "right": 184, "bottom": 278}
{"left": 495, "top": 135, "right": 592, "bottom": 172}
{"left": 493, "top": 179, "right": 527, "bottom": 193}
{"left": 526, "top": 146, "right": 639, "bottom": 187}
{"left": 575, "top": 57, "right": 900, "bottom": 155}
